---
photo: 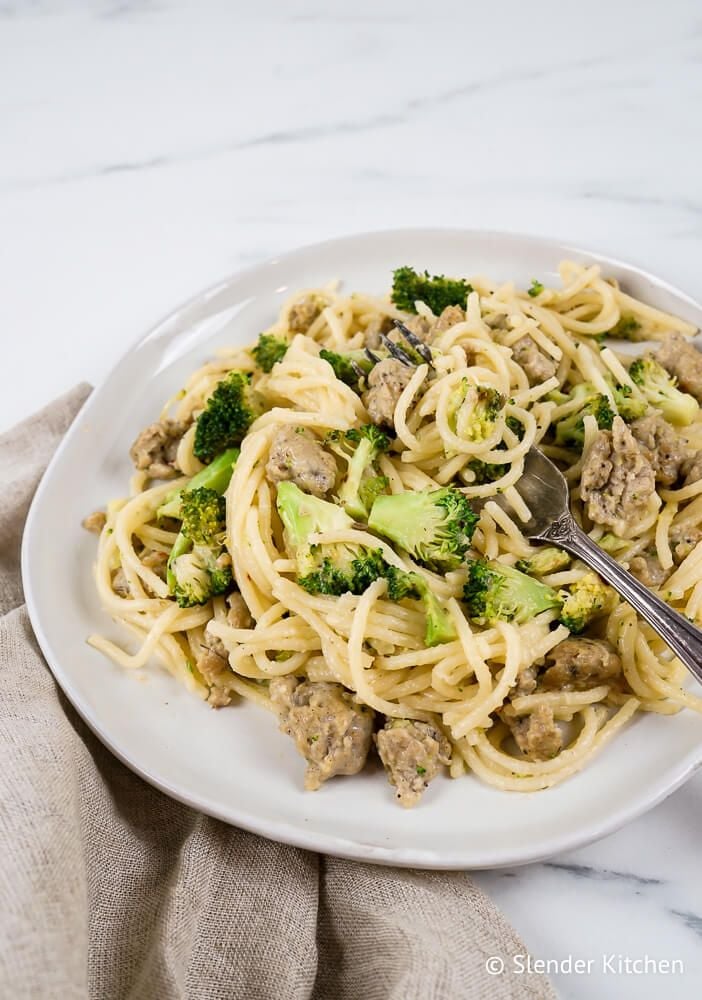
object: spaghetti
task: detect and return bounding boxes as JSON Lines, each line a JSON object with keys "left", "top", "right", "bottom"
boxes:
{"left": 85, "top": 261, "right": 702, "bottom": 806}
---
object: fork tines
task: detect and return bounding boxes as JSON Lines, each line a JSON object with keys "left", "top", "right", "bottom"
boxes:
{"left": 379, "top": 332, "right": 415, "bottom": 367}
{"left": 392, "top": 320, "right": 434, "bottom": 366}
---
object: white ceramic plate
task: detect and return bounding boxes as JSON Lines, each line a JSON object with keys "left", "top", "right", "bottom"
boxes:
{"left": 22, "top": 229, "right": 702, "bottom": 869}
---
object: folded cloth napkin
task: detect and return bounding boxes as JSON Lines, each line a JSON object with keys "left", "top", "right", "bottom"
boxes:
{"left": 0, "top": 386, "right": 555, "bottom": 1000}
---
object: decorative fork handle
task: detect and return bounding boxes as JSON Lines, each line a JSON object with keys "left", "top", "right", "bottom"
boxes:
{"left": 539, "top": 513, "right": 702, "bottom": 685}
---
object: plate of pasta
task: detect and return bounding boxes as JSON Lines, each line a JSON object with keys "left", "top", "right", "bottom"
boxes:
{"left": 23, "top": 229, "right": 702, "bottom": 868}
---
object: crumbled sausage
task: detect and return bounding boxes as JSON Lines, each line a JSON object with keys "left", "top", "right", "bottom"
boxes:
{"left": 82, "top": 510, "right": 106, "bottom": 534}
{"left": 656, "top": 332, "right": 702, "bottom": 401}
{"left": 226, "top": 591, "right": 253, "bottom": 628}
{"left": 269, "top": 678, "right": 374, "bottom": 790}
{"left": 628, "top": 553, "right": 668, "bottom": 588}
{"left": 432, "top": 305, "right": 466, "bottom": 336}
{"left": 265, "top": 425, "right": 337, "bottom": 498}
{"left": 508, "top": 704, "right": 562, "bottom": 761}
{"left": 543, "top": 637, "right": 622, "bottom": 691}
{"left": 511, "top": 335, "right": 557, "bottom": 386}
{"left": 580, "top": 417, "right": 657, "bottom": 532}
{"left": 142, "top": 549, "right": 168, "bottom": 581}
{"left": 669, "top": 522, "right": 702, "bottom": 564}
{"left": 363, "top": 314, "right": 395, "bottom": 349}
{"left": 682, "top": 451, "right": 702, "bottom": 487}
{"left": 375, "top": 719, "right": 451, "bottom": 808}
{"left": 512, "top": 665, "right": 538, "bottom": 697}
{"left": 362, "top": 358, "right": 414, "bottom": 429}
{"left": 630, "top": 414, "right": 687, "bottom": 486}
{"left": 129, "top": 420, "right": 186, "bottom": 480}
{"left": 111, "top": 568, "right": 130, "bottom": 597}
{"left": 197, "top": 623, "right": 233, "bottom": 708}
{"left": 398, "top": 306, "right": 465, "bottom": 345}
{"left": 287, "top": 296, "right": 323, "bottom": 334}
{"left": 399, "top": 314, "right": 433, "bottom": 342}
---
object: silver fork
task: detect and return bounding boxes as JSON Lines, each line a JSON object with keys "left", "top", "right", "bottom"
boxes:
{"left": 501, "top": 447, "right": 702, "bottom": 684}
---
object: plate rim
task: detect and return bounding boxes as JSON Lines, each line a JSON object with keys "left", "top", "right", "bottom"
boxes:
{"left": 21, "top": 226, "right": 702, "bottom": 869}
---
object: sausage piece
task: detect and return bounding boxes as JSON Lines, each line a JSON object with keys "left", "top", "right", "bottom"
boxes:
{"left": 265, "top": 425, "right": 337, "bottom": 498}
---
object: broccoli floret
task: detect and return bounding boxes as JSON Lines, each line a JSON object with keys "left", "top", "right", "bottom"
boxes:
{"left": 449, "top": 380, "right": 505, "bottom": 442}
{"left": 609, "top": 380, "right": 648, "bottom": 422}
{"left": 527, "top": 279, "right": 544, "bottom": 298}
{"left": 357, "top": 474, "right": 389, "bottom": 514}
{"left": 466, "top": 459, "right": 509, "bottom": 485}
{"left": 463, "top": 559, "right": 562, "bottom": 624}
{"left": 464, "top": 413, "right": 522, "bottom": 483}
{"left": 515, "top": 547, "right": 571, "bottom": 577}
{"left": 553, "top": 383, "right": 614, "bottom": 449}
{"left": 505, "top": 414, "right": 525, "bottom": 440}
{"left": 298, "top": 549, "right": 388, "bottom": 597}
{"left": 367, "top": 487, "right": 478, "bottom": 572}
{"left": 385, "top": 565, "right": 456, "bottom": 646}
{"left": 597, "top": 533, "right": 629, "bottom": 555}
{"left": 193, "top": 371, "right": 263, "bottom": 463}
{"left": 326, "top": 425, "right": 390, "bottom": 519}
{"left": 319, "top": 348, "right": 374, "bottom": 390}
{"left": 629, "top": 355, "right": 698, "bottom": 426}
{"left": 558, "top": 572, "right": 613, "bottom": 634}
{"left": 276, "top": 482, "right": 457, "bottom": 642}
{"left": 167, "top": 486, "right": 232, "bottom": 607}
{"left": 157, "top": 448, "right": 239, "bottom": 520}
{"left": 170, "top": 545, "right": 233, "bottom": 608}
{"left": 607, "top": 314, "right": 644, "bottom": 341}
{"left": 391, "top": 266, "right": 472, "bottom": 315}
{"left": 180, "top": 487, "right": 225, "bottom": 543}
{"left": 251, "top": 333, "right": 288, "bottom": 372}
{"left": 275, "top": 480, "right": 367, "bottom": 590}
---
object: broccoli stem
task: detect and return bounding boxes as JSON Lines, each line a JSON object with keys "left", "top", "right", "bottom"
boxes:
{"left": 163, "top": 449, "right": 239, "bottom": 590}
{"left": 158, "top": 448, "right": 239, "bottom": 519}
{"left": 166, "top": 531, "right": 191, "bottom": 591}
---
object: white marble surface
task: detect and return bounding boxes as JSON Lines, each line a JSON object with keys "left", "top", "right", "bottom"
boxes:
{"left": 2, "top": 1, "right": 701, "bottom": 996}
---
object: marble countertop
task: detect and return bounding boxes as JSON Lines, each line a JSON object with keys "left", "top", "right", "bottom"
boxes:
{"left": 2, "top": 1, "right": 701, "bottom": 995}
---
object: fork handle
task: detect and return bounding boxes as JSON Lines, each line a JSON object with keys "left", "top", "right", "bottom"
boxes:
{"left": 540, "top": 514, "right": 702, "bottom": 685}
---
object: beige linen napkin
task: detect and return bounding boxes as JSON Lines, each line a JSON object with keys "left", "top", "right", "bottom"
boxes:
{"left": 0, "top": 386, "right": 555, "bottom": 1000}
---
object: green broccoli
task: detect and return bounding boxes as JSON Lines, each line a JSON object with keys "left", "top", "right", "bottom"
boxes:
{"left": 193, "top": 371, "right": 263, "bottom": 463}
{"left": 629, "top": 355, "right": 698, "bottom": 426}
{"left": 275, "top": 484, "right": 457, "bottom": 643}
{"left": 319, "top": 348, "right": 375, "bottom": 390}
{"left": 251, "top": 333, "right": 289, "bottom": 372}
{"left": 505, "top": 414, "right": 525, "bottom": 440}
{"left": 463, "top": 559, "right": 562, "bottom": 624}
{"left": 170, "top": 546, "right": 233, "bottom": 608}
{"left": 326, "top": 425, "right": 390, "bottom": 519}
{"left": 167, "top": 487, "right": 232, "bottom": 607}
{"left": 391, "top": 266, "right": 473, "bottom": 315}
{"left": 558, "top": 572, "right": 613, "bottom": 634}
{"left": 597, "top": 533, "right": 630, "bottom": 555}
{"left": 385, "top": 565, "right": 456, "bottom": 647}
{"left": 180, "top": 488, "right": 226, "bottom": 543}
{"left": 275, "top": 481, "right": 374, "bottom": 592}
{"left": 607, "top": 314, "right": 644, "bottom": 341}
{"left": 157, "top": 447, "right": 239, "bottom": 520}
{"left": 464, "top": 413, "right": 523, "bottom": 484}
{"left": 367, "top": 487, "right": 478, "bottom": 572}
{"left": 466, "top": 459, "right": 509, "bottom": 485}
{"left": 609, "top": 380, "right": 648, "bottom": 422}
{"left": 527, "top": 279, "right": 544, "bottom": 298}
{"left": 515, "top": 547, "right": 571, "bottom": 577}
{"left": 553, "top": 383, "right": 614, "bottom": 449}
{"left": 449, "top": 380, "right": 505, "bottom": 442}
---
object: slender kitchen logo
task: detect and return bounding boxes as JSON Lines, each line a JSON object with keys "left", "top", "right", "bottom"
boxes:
{"left": 485, "top": 954, "right": 685, "bottom": 977}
